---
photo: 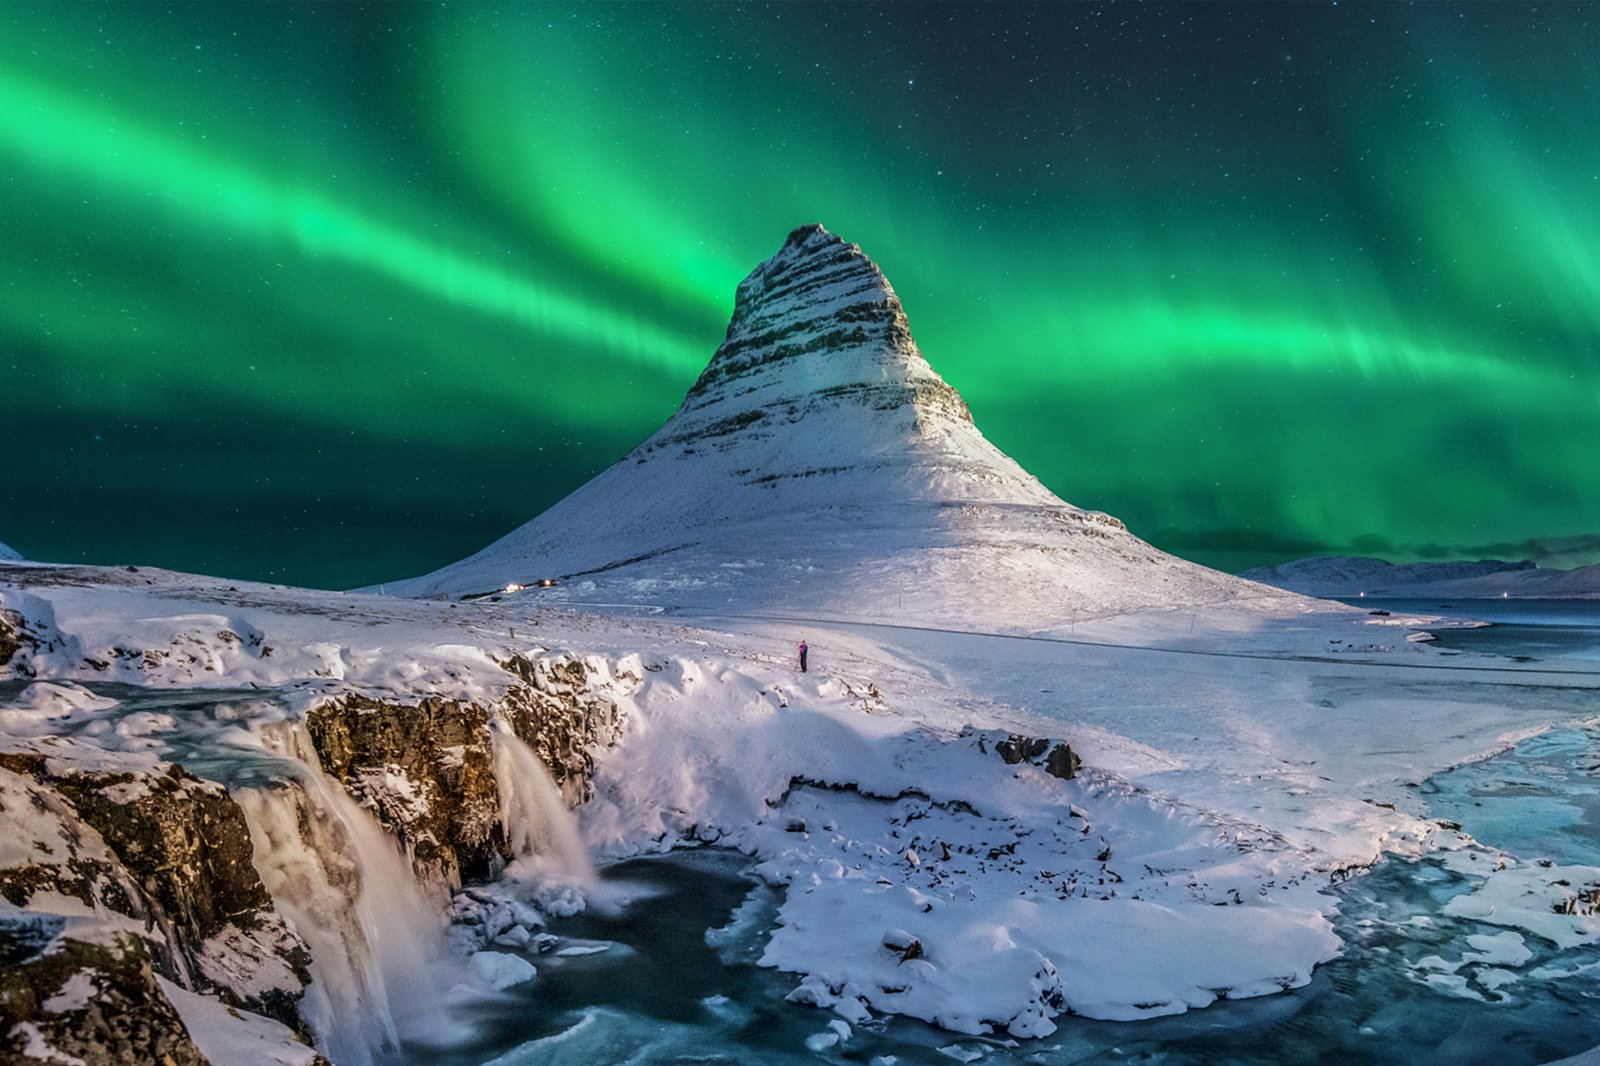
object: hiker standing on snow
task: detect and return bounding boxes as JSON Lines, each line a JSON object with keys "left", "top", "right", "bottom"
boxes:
{"left": 798, "top": 640, "right": 808, "bottom": 673}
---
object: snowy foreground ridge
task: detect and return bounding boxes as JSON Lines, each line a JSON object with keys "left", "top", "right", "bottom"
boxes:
{"left": 4, "top": 226, "right": 1600, "bottom": 1065}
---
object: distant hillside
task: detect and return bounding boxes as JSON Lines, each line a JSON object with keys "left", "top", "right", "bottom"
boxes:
{"left": 1241, "top": 555, "right": 1600, "bottom": 598}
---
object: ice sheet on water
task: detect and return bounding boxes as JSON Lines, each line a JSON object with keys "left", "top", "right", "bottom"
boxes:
{"left": 1424, "top": 725, "right": 1600, "bottom": 868}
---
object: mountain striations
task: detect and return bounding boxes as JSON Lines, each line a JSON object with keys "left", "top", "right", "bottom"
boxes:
{"left": 391, "top": 225, "right": 1310, "bottom": 631}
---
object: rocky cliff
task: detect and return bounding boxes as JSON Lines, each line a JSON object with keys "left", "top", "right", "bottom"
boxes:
{"left": 0, "top": 753, "right": 320, "bottom": 1064}
{"left": 0, "top": 598, "right": 634, "bottom": 1065}
{"left": 1, "top": 927, "right": 213, "bottom": 1066}
{"left": 303, "top": 654, "right": 626, "bottom": 888}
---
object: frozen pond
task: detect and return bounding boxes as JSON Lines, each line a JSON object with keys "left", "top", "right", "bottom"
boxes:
{"left": 1353, "top": 599, "right": 1600, "bottom": 664}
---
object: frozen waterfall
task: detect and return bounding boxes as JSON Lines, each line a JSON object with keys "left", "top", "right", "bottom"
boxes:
{"left": 490, "top": 720, "right": 598, "bottom": 894}
{"left": 233, "top": 722, "right": 460, "bottom": 1066}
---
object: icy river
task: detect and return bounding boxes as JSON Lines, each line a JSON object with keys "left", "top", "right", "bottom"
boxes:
{"left": 390, "top": 600, "right": 1600, "bottom": 1066}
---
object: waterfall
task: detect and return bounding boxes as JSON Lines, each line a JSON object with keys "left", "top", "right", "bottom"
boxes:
{"left": 233, "top": 722, "right": 461, "bottom": 1066}
{"left": 490, "top": 721, "right": 598, "bottom": 894}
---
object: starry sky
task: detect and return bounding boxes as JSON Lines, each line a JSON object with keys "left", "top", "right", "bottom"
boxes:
{"left": 3, "top": 2, "right": 1598, "bottom": 589}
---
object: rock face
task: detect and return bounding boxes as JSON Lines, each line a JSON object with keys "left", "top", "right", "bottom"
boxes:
{"left": 304, "top": 655, "right": 628, "bottom": 887}
{"left": 679, "top": 222, "right": 976, "bottom": 440}
{"left": 387, "top": 224, "right": 1308, "bottom": 632}
{"left": 496, "top": 655, "right": 629, "bottom": 803}
{"left": 989, "top": 733, "right": 1082, "bottom": 780}
{"left": 0, "top": 758, "right": 313, "bottom": 1031}
{"left": 306, "top": 694, "right": 505, "bottom": 887}
{"left": 0, "top": 928, "right": 210, "bottom": 1066}
{"left": 0, "top": 611, "right": 21, "bottom": 671}
{"left": 0, "top": 764, "right": 143, "bottom": 926}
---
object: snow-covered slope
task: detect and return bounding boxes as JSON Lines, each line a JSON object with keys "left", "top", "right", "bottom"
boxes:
{"left": 1242, "top": 555, "right": 1600, "bottom": 599}
{"left": 391, "top": 225, "right": 1315, "bottom": 632}
{"left": 0, "top": 540, "right": 22, "bottom": 562}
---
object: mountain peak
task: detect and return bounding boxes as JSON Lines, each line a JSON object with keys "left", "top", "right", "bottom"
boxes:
{"left": 683, "top": 224, "right": 969, "bottom": 430}
{"left": 390, "top": 225, "right": 1296, "bottom": 631}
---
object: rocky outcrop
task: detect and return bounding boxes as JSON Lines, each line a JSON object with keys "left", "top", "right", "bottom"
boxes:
{"left": 306, "top": 694, "right": 505, "bottom": 886}
{"left": 0, "top": 591, "right": 75, "bottom": 680}
{"left": 0, "top": 759, "right": 312, "bottom": 1033}
{"left": 682, "top": 223, "right": 973, "bottom": 433}
{"left": 0, "top": 763, "right": 143, "bottom": 920}
{"left": 303, "top": 654, "right": 629, "bottom": 886}
{"left": 985, "top": 732, "right": 1082, "bottom": 781}
{"left": 0, "top": 610, "right": 21, "bottom": 672}
{"left": 0, "top": 928, "right": 209, "bottom": 1066}
{"left": 496, "top": 654, "right": 628, "bottom": 802}
{"left": 0, "top": 608, "right": 36, "bottom": 678}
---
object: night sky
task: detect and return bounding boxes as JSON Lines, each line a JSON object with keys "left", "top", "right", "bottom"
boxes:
{"left": 4, "top": 2, "right": 1598, "bottom": 589}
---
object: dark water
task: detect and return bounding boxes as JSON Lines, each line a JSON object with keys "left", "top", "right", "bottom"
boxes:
{"left": 399, "top": 849, "right": 862, "bottom": 1066}
{"left": 1345, "top": 599, "right": 1600, "bottom": 663}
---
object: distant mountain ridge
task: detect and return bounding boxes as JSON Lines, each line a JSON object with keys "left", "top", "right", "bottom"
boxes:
{"left": 1241, "top": 555, "right": 1600, "bottom": 599}
{"left": 0, "top": 540, "right": 22, "bottom": 562}
{"left": 389, "top": 224, "right": 1313, "bottom": 631}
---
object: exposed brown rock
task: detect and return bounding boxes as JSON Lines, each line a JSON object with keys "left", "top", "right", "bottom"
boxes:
{"left": 496, "top": 654, "right": 627, "bottom": 803}
{"left": 0, "top": 762, "right": 312, "bottom": 1032}
{"left": 0, "top": 610, "right": 21, "bottom": 671}
{"left": 981, "top": 732, "right": 1081, "bottom": 780}
{"left": 306, "top": 693, "right": 505, "bottom": 886}
{"left": 0, "top": 931, "right": 209, "bottom": 1066}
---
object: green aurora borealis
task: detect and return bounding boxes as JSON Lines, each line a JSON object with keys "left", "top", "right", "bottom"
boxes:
{"left": 3, "top": 2, "right": 1598, "bottom": 588}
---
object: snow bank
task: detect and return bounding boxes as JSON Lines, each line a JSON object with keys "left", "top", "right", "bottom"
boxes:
{"left": 158, "top": 977, "right": 321, "bottom": 1066}
{"left": 1442, "top": 862, "right": 1600, "bottom": 949}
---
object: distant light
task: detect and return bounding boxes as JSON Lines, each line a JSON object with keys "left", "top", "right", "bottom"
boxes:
{"left": 1359, "top": 591, "right": 1365, "bottom": 598}
{"left": 1502, "top": 591, "right": 1509, "bottom": 598}
{"left": 504, "top": 583, "right": 525, "bottom": 593}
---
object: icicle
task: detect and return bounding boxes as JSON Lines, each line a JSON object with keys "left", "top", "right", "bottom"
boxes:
{"left": 234, "top": 722, "right": 461, "bottom": 1066}
{"left": 489, "top": 721, "right": 597, "bottom": 895}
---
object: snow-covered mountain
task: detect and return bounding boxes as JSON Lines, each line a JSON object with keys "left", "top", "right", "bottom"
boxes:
{"left": 1241, "top": 555, "right": 1600, "bottom": 599}
{"left": 0, "top": 540, "right": 22, "bottom": 562}
{"left": 392, "top": 224, "right": 1307, "bottom": 631}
